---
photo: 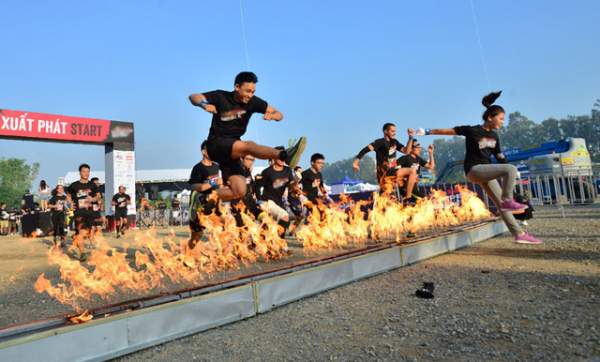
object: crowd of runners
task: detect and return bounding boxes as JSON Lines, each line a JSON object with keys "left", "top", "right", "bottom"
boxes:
{"left": 185, "top": 71, "right": 543, "bottom": 247}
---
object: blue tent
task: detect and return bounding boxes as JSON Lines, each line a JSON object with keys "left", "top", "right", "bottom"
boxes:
{"left": 334, "top": 176, "right": 362, "bottom": 186}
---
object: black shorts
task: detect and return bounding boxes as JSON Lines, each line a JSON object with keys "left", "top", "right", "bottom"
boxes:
{"left": 74, "top": 209, "right": 95, "bottom": 231}
{"left": 206, "top": 137, "right": 244, "bottom": 180}
{"left": 93, "top": 211, "right": 104, "bottom": 226}
{"left": 115, "top": 209, "right": 128, "bottom": 220}
{"left": 376, "top": 166, "right": 397, "bottom": 181}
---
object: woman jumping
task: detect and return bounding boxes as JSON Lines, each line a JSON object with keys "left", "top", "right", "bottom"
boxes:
{"left": 418, "top": 91, "right": 543, "bottom": 244}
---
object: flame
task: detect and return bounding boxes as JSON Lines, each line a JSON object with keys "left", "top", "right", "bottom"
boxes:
{"left": 68, "top": 310, "right": 93, "bottom": 324}
{"left": 33, "top": 186, "right": 491, "bottom": 312}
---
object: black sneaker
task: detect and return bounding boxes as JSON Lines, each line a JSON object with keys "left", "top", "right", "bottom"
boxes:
{"left": 415, "top": 282, "right": 435, "bottom": 299}
{"left": 281, "top": 137, "right": 307, "bottom": 168}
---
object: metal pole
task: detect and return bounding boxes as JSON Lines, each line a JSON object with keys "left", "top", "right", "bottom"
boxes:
{"left": 578, "top": 175, "right": 585, "bottom": 204}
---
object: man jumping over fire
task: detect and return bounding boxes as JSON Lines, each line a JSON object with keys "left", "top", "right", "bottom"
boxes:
{"left": 352, "top": 123, "right": 417, "bottom": 200}
{"left": 189, "top": 71, "right": 306, "bottom": 205}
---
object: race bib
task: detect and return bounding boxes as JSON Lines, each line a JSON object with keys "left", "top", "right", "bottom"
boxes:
{"left": 78, "top": 199, "right": 90, "bottom": 208}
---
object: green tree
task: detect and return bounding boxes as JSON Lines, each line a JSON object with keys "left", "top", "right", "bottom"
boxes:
{"left": 498, "top": 112, "right": 544, "bottom": 149}
{"left": 539, "top": 118, "right": 563, "bottom": 140}
{"left": 321, "top": 156, "right": 377, "bottom": 184}
{"left": 0, "top": 158, "right": 40, "bottom": 208}
{"left": 432, "top": 137, "right": 465, "bottom": 175}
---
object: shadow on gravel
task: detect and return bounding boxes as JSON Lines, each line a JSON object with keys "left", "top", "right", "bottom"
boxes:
{"left": 456, "top": 247, "right": 600, "bottom": 261}
{"left": 535, "top": 215, "right": 600, "bottom": 220}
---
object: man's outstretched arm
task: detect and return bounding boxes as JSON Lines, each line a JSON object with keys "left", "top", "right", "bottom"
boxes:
{"left": 353, "top": 143, "right": 375, "bottom": 172}
{"left": 189, "top": 93, "right": 217, "bottom": 114}
{"left": 263, "top": 105, "right": 283, "bottom": 121}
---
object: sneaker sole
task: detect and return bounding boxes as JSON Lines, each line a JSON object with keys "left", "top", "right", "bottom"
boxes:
{"left": 514, "top": 239, "right": 543, "bottom": 245}
{"left": 501, "top": 205, "right": 529, "bottom": 213}
{"left": 287, "top": 137, "right": 307, "bottom": 169}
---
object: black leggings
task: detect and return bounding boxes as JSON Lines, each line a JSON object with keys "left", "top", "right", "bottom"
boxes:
{"left": 52, "top": 212, "right": 66, "bottom": 237}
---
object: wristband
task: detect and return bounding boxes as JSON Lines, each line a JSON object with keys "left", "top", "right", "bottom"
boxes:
{"left": 425, "top": 128, "right": 431, "bottom": 135}
{"left": 199, "top": 99, "right": 209, "bottom": 109}
{"left": 209, "top": 178, "right": 219, "bottom": 189}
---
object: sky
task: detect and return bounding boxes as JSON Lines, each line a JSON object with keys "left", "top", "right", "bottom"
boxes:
{"left": 1, "top": 0, "right": 599, "bottom": 187}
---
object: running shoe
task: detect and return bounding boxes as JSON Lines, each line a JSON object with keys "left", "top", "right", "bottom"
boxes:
{"left": 283, "top": 137, "right": 307, "bottom": 168}
{"left": 500, "top": 199, "right": 528, "bottom": 212}
{"left": 515, "top": 232, "right": 543, "bottom": 245}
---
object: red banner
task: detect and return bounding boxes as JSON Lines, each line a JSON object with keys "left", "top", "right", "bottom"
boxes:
{"left": 0, "top": 109, "right": 112, "bottom": 143}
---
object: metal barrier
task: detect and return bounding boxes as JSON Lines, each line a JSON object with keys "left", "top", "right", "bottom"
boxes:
{"left": 137, "top": 208, "right": 191, "bottom": 228}
{"left": 430, "top": 172, "right": 599, "bottom": 208}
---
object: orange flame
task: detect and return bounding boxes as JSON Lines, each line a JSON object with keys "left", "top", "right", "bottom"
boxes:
{"left": 33, "top": 186, "right": 491, "bottom": 311}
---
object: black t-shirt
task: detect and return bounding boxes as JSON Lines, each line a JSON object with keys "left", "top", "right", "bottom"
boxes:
{"left": 301, "top": 169, "right": 324, "bottom": 202}
{"left": 454, "top": 125, "right": 504, "bottom": 174}
{"left": 398, "top": 154, "right": 428, "bottom": 174}
{"left": 22, "top": 193, "right": 34, "bottom": 210}
{"left": 67, "top": 180, "right": 99, "bottom": 211}
{"left": 188, "top": 161, "right": 221, "bottom": 196}
{"left": 112, "top": 193, "right": 131, "bottom": 211}
{"left": 49, "top": 195, "right": 67, "bottom": 213}
{"left": 203, "top": 90, "right": 268, "bottom": 140}
{"left": 370, "top": 138, "right": 405, "bottom": 168}
{"left": 260, "top": 165, "right": 294, "bottom": 208}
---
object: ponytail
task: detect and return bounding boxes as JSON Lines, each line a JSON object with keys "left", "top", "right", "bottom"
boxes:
{"left": 481, "top": 91, "right": 505, "bottom": 121}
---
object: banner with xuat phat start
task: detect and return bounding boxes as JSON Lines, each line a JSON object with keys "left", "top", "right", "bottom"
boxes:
{"left": 0, "top": 108, "right": 133, "bottom": 145}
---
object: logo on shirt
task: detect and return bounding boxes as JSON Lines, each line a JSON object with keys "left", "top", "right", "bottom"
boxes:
{"left": 220, "top": 109, "right": 247, "bottom": 122}
{"left": 388, "top": 144, "right": 397, "bottom": 156}
{"left": 272, "top": 177, "right": 289, "bottom": 189}
{"left": 478, "top": 137, "right": 497, "bottom": 149}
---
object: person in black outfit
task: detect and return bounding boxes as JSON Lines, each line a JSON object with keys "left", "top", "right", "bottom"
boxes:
{"left": 112, "top": 186, "right": 131, "bottom": 238}
{"left": 90, "top": 177, "right": 105, "bottom": 236}
{"left": 397, "top": 140, "right": 436, "bottom": 198}
{"left": 187, "top": 141, "right": 222, "bottom": 249}
{"left": 301, "top": 153, "right": 329, "bottom": 204}
{"left": 48, "top": 185, "right": 68, "bottom": 246}
{"left": 232, "top": 154, "right": 262, "bottom": 227}
{"left": 353, "top": 123, "right": 417, "bottom": 199}
{"left": 188, "top": 71, "right": 306, "bottom": 202}
{"left": 256, "top": 146, "right": 297, "bottom": 237}
{"left": 418, "top": 91, "right": 543, "bottom": 245}
{"left": 66, "top": 163, "right": 100, "bottom": 256}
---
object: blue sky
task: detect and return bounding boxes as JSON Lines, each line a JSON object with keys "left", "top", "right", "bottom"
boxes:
{"left": 1, "top": 0, "right": 599, "bottom": 186}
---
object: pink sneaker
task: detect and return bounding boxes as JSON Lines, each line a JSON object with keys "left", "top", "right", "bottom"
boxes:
{"left": 515, "top": 232, "right": 543, "bottom": 245}
{"left": 500, "top": 199, "right": 528, "bottom": 212}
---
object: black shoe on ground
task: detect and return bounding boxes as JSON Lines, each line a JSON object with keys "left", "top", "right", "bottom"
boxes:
{"left": 415, "top": 282, "right": 435, "bottom": 299}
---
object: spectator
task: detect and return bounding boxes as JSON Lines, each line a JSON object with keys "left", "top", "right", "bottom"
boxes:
{"left": 22, "top": 190, "right": 34, "bottom": 211}
{"left": 9, "top": 208, "right": 20, "bottom": 235}
{"left": 39, "top": 180, "right": 51, "bottom": 211}
{"left": 0, "top": 203, "right": 9, "bottom": 235}
{"left": 48, "top": 185, "right": 68, "bottom": 246}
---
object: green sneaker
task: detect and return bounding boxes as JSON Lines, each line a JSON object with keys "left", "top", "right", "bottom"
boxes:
{"left": 284, "top": 136, "right": 307, "bottom": 168}
{"left": 189, "top": 190, "right": 201, "bottom": 222}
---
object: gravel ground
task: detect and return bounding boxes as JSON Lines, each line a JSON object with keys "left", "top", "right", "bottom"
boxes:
{"left": 116, "top": 205, "right": 600, "bottom": 362}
